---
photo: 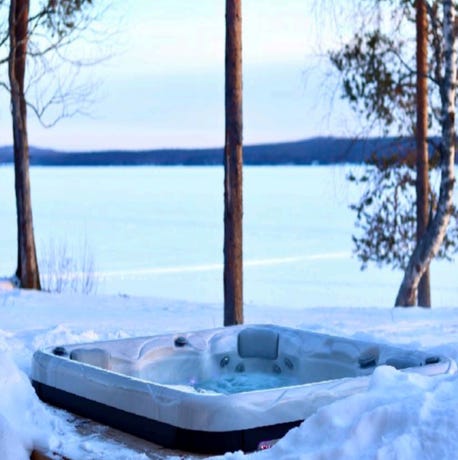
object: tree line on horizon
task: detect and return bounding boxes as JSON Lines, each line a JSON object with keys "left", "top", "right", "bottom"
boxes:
{"left": 2, "top": 136, "right": 454, "bottom": 166}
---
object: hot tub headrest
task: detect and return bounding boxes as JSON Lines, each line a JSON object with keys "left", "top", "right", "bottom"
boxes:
{"left": 238, "top": 327, "right": 279, "bottom": 360}
{"left": 70, "top": 348, "right": 111, "bottom": 370}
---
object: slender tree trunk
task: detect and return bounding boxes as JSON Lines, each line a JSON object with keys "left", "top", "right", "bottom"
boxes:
{"left": 415, "top": 0, "right": 431, "bottom": 307}
{"left": 9, "top": 0, "right": 41, "bottom": 290}
{"left": 224, "top": 0, "right": 243, "bottom": 325}
{"left": 395, "top": 0, "right": 456, "bottom": 306}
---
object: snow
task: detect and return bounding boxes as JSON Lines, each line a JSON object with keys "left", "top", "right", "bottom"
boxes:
{"left": 219, "top": 365, "right": 458, "bottom": 460}
{"left": 0, "top": 165, "right": 458, "bottom": 459}
{"left": 2, "top": 291, "right": 458, "bottom": 459}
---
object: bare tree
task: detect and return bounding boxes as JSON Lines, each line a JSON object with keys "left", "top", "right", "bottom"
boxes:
{"left": 224, "top": 0, "right": 243, "bottom": 326}
{"left": 415, "top": 0, "right": 430, "bottom": 306}
{"left": 395, "top": 0, "right": 456, "bottom": 306}
{"left": 9, "top": 0, "right": 40, "bottom": 289}
{"left": 5, "top": 0, "right": 103, "bottom": 289}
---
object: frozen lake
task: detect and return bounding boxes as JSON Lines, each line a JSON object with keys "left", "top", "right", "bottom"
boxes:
{"left": 0, "top": 165, "right": 456, "bottom": 308}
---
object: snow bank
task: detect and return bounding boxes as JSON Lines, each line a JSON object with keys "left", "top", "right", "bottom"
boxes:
{"left": 0, "top": 351, "right": 58, "bottom": 459}
{"left": 217, "top": 366, "right": 458, "bottom": 460}
{"left": 0, "top": 413, "right": 28, "bottom": 460}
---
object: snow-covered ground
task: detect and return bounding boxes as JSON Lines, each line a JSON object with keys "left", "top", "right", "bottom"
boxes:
{"left": 1, "top": 165, "right": 458, "bottom": 459}
{"left": 3, "top": 290, "right": 458, "bottom": 459}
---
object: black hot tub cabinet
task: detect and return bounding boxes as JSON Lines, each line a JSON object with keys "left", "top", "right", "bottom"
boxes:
{"left": 31, "top": 324, "right": 456, "bottom": 454}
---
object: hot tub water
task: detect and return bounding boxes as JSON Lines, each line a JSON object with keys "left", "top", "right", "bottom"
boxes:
{"left": 194, "top": 371, "right": 298, "bottom": 394}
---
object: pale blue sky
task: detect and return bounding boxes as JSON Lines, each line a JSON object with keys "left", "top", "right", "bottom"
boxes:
{"left": 3, "top": 1, "right": 359, "bottom": 151}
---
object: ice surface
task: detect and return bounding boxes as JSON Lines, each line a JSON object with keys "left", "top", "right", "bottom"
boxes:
{"left": 1, "top": 165, "right": 455, "bottom": 307}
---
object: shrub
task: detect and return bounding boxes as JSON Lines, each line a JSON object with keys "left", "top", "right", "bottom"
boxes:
{"left": 39, "top": 238, "right": 97, "bottom": 294}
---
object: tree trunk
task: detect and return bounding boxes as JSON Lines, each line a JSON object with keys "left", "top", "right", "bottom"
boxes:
{"left": 395, "top": 0, "right": 456, "bottom": 307}
{"left": 415, "top": 0, "right": 431, "bottom": 307}
{"left": 9, "top": 0, "right": 41, "bottom": 290}
{"left": 224, "top": 0, "right": 243, "bottom": 325}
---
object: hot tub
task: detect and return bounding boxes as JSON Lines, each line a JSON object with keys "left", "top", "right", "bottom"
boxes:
{"left": 31, "top": 324, "right": 456, "bottom": 454}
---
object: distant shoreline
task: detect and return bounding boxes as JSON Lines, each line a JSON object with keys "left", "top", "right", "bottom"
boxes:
{"left": 0, "top": 136, "right": 445, "bottom": 166}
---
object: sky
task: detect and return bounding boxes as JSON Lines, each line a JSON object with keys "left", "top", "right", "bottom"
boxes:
{"left": 0, "top": 0, "right": 361, "bottom": 151}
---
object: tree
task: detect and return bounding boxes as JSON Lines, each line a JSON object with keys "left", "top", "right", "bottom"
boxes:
{"left": 347, "top": 151, "right": 458, "bottom": 271}
{"left": 415, "top": 0, "right": 430, "bottom": 306}
{"left": 9, "top": 0, "right": 40, "bottom": 289}
{"left": 224, "top": 0, "right": 243, "bottom": 325}
{"left": 330, "top": 0, "right": 458, "bottom": 306}
{"left": 395, "top": 0, "right": 457, "bottom": 306}
{"left": 6, "top": 0, "right": 98, "bottom": 289}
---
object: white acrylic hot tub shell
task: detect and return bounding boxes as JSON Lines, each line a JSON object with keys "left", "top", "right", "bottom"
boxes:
{"left": 33, "top": 351, "right": 370, "bottom": 431}
{"left": 31, "top": 325, "right": 457, "bottom": 433}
